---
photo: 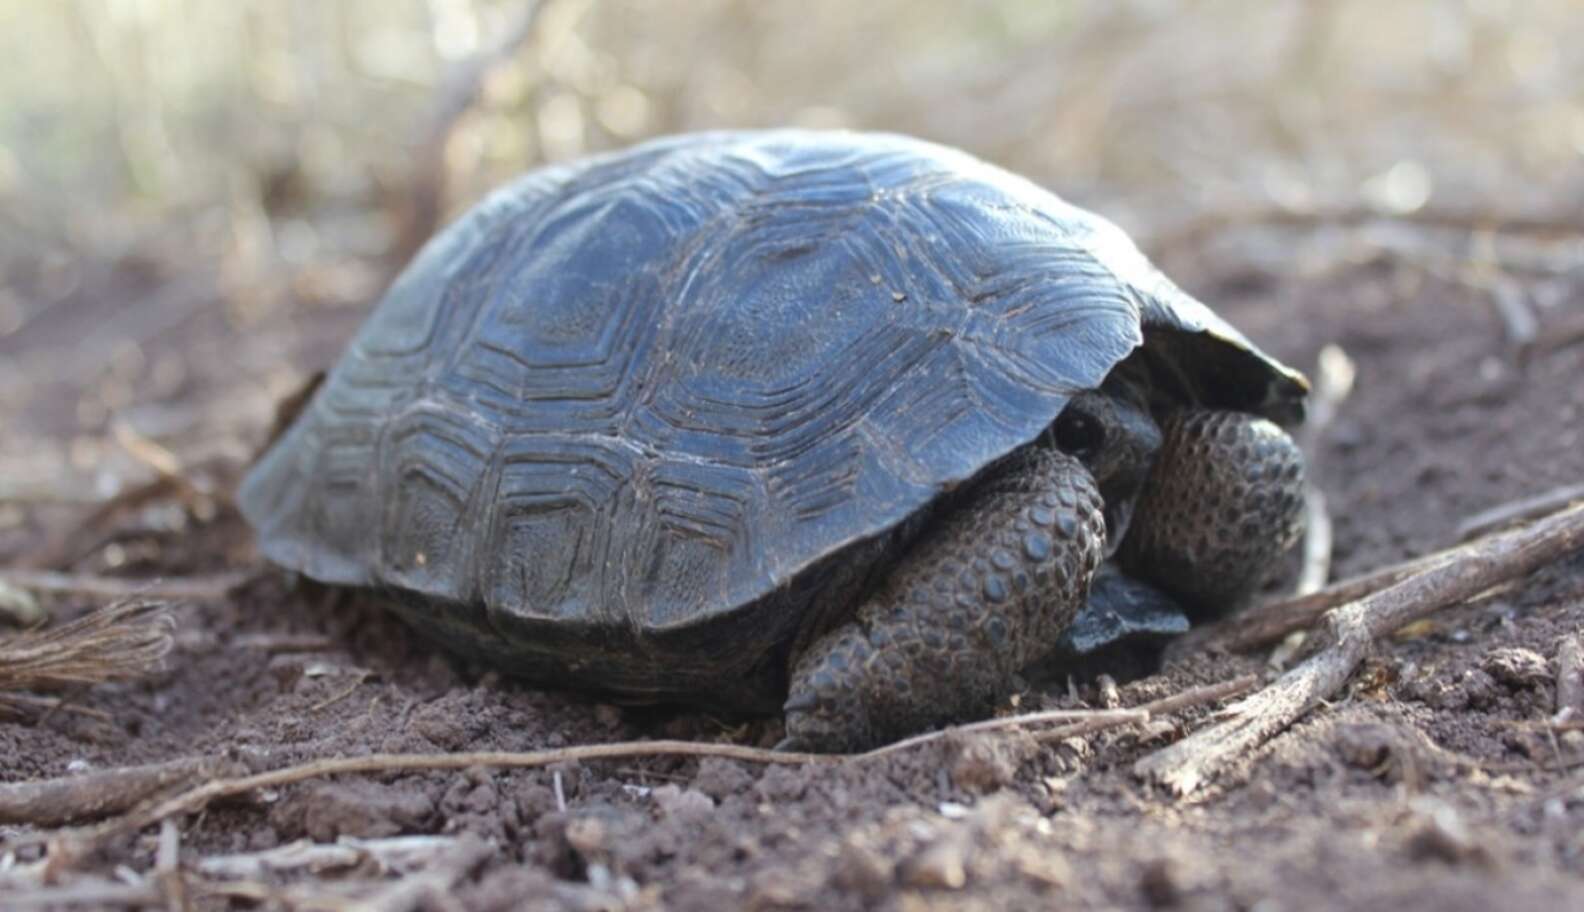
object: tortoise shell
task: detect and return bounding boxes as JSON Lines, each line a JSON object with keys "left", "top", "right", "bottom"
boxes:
{"left": 239, "top": 130, "right": 1306, "bottom": 702}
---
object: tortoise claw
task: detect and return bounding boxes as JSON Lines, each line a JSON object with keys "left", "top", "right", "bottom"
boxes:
{"left": 782, "top": 691, "right": 818, "bottom": 713}
{"left": 773, "top": 736, "right": 812, "bottom": 753}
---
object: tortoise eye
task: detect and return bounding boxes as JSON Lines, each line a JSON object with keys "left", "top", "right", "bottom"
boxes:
{"left": 1055, "top": 408, "right": 1105, "bottom": 457}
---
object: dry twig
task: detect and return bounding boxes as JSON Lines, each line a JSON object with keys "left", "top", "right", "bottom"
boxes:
{"left": 861, "top": 707, "right": 1147, "bottom": 759}
{"left": 340, "top": 835, "right": 492, "bottom": 912}
{"left": 195, "top": 835, "right": 466, "bottom": 880}
{"left": 1197, "top": 483, "right": 1584, "bottom": 655}
{"left": 0, "top": 568, "right": 252, "bottom": 601}
{"left": 1170, "top": 549, "right": 1448, "bottom": 657}
{"left": 14, "top": 684, "right": 1259, "bottom": 848}
{"left": 1033, "top": 674, "right": 1258, "bottom": 743}
{"left": 1, "top": 878, "right": 162, "bottom": 909}
{"left": 0, "top": 756, "right": 242, "bottom": 826}
{"left": 390, "top": 0, "right": 552, "bottom": 270}
{"left": 1136, "top": 501, "right": 1584, "bottom": 795}
{"left": 1458, "top": 482, "right": 1584, "bottom": 541}
{"left": 1557, "top": 633, "right": 1584, "bottom": 722}
{"left": 156, "top": 818, "right": 189, "bottom": 912}
{"left": 1293, "top": 343, "right": 1355, "bottom": 596}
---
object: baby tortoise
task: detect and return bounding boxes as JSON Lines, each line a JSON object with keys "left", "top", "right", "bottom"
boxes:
{"left": 241, "top": 130, "right": 1307, "bottom": 752}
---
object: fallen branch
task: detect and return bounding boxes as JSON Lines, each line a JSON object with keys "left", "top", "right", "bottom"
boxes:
{"left": 340, "top": 835, "right": 492, "bottom": 912}
{"left": 1136, "top": 501, "right": 1584, "bottom": 795}
{"left": 0, "top": 600, "right": 174, "bottom": 703}
{"left": 1296, "top": 487, "right": 1334, "bottom": 597}
{"left": 1180, "top": 485, "right": 1584, "bottom": 658}
{"left": 0, "top": 568, "right": 252, "bottom": 601}
{"left": 15, "top": 687, "right": 1258, "bottom": 851}
{"left": 195, "top": 835, "right": 465, "bottom": 880}
{"left": 1, "top": 878, "right": 161, "bottom": 909}
{"left": 861, "top": 707, "right": 1148, "bottom": 759}
{"left": 1557, "top": 633, "right": 1583, "bottom": 722}
{"left": 155, "top": 818, "right": 187, "bottom": 912}
{"left": 1293, "top": 343, "right": 1354, "bottom": 596}
{"left": 0, "top": 756, "right": 242, "bottom": 826}
{"left": 229, "top": 632, "right": 339, "bottom": 653}
{"left": 389, "top": 0, "right": 551, "bottom": 271}
{"left": 0, "top": 693, "right": 113, "bottom": 722}
{"left": 1458, "top": 482, "right": 1584, "bottom": 541}
{"left": 1034, "top": 674, "right": 1258, "bottom": 743}
{"left": 1170, "top": 548, "right": 1450, "bottom": 657}
{"left": 1485, "top": 275, "right": 1538, "bottom": 359}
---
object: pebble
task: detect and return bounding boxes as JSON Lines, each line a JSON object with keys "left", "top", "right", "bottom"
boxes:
{"left": 1481, "top": 647, "right": 1550, "bottom": 690}
{"left": 902, "top": 836, "right": 968, "bottom": 890}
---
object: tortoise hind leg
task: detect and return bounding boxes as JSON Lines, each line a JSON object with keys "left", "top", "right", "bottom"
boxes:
{"left": 780, "top": 448, "right": 1106, "bottom": 752}
{"left": 1120, "top": 409, "right": 1305, "bottom": 621}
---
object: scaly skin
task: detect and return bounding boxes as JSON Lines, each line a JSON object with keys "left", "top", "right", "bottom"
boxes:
{"left": 781, "top": 406, "right": 1305, "bottom": 753}
{"left": 1121, "top": 409, "right": 1305, "bottom": 620}
{"left": 782, "top": 447, "right": 1106, "bottom": 752}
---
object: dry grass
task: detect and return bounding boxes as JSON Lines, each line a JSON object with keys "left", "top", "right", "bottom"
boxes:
{"left": 0, "top": 600, "right": 174, "bottom": 715}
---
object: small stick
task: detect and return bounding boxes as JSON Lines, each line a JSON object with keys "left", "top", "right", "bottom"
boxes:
{"left": 0, "top": 569, "right": 252, "bottom": 601}
{"left": 1486, "top": 276, "right": 1538, "bottom": 358}
{"left": 156, "top": 818, "right": 189, "bottom": 912}
{"left": 861, "top": 707, "right": 1149, "bottom": 759}
{"left": 1172, "top": 549, "right": 1451, "bottom": 656}
{"left": 309, "top": 670, "right": 371, "bottom": 713}
{"left": 1034, "top": 674, "right": 1258, "bottom": 743}
{"left": 229, "top": 632, "right": 339, "bottom": 653}
{"left": 390, "top": 1, "right": 550, "bottom": 269}
{"left": 0, "top": 756, "right": 243, "bottom": 826}
{"left": 1458, "top": 482, "right": 1584, "bottom": 541}
{"left": 340, "top": 835, "right": 492, "bottom": 912}
{"left": 195, "top": 835, "right": 465, "bottom": 879}
{"left": 1136, "top": 501, "right": 1584, "bottom": 795}
{"left": 0, "top": 693, "right": 114, "bottom": 722}
{"left": 1, "top": 879, "right": 161, "bottom": 909}
{"left": 1296, "top": 486, "right": 1334, "bottom": 597}
{"left": 110, "top": 419, "right": 187, "bottom": 487}
{"left": 17, "top": 704, "right": 1182, "bottom": 850}
{"left": 1557, "top": 634, "right": 1584, "bottom": 721}
{"left": 1224, "top": 489, "right": 1584, "bottom": 654}
{"left": 1181, "top": 483, "right": 1580, "bottom": 656}
{"left": 1292, "top": 344, "right": 1351, "bottom": 597}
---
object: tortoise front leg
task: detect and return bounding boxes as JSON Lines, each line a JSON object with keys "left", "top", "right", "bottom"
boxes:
{"left": 780, "top": 447, "right": 1106, "bottom": 752}
{"left": 1120, "top": 409, "right": 1305, "bottom": 620}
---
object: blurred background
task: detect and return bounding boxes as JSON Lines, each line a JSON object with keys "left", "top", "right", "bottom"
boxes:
{"left": 2, "top": 0, "right": 1583, "bottom": 540}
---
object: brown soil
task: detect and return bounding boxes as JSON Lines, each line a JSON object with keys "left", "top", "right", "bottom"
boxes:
{"left": 4, "top": 224, "right": 1584, "bottom": 910}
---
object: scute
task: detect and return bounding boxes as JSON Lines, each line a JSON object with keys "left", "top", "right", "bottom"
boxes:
{"left": 239, "top": 130, "right": 1302, "bottom": 691}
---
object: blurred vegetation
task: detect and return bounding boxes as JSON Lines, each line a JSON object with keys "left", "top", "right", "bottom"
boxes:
{"left": 2, "top": 0, "right": 1583, "bottom": 559}
{"left": 1, "top": 0, "right": 1581, "bottom": 458}
{"left": 5, "top": 1, "right": 1582, "bottom": 245}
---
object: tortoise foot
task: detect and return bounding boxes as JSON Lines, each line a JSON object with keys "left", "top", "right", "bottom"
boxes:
{"left": 782, "top": 448, "right": 1106, "bottom": 752}
{"left": 1120, "top": 409, "right": 1305, "bottom": 620}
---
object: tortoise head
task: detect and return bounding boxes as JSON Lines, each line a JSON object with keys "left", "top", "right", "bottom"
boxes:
{"left": 1051, "top": 357, "right": 1162, "bottom": 553}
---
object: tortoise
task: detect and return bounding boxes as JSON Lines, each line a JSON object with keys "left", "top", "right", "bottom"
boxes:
{"left": 240, "top": 130, "right": 1308, "bottom": 752}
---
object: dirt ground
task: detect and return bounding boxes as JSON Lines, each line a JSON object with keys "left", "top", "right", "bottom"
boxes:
{"left": 2, "top": 202, "right": 1583, "bottom": 911}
